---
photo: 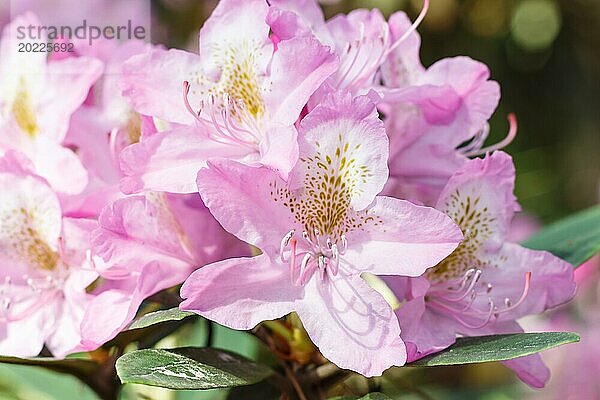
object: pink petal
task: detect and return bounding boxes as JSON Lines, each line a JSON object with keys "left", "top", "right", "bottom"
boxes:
{"left": 482, "top": 242, "right": 575, "bottom": 321}
{"left": 119, "top": 126, "right": 249, "bottom": 194}
{"left": 297, "top": 274, "right": 406, "bottom": 376}
{"left": 290, "top": 92, "right": 389, "bottom": 210}
{"left": 92, "top": 194, "right": 199, "bottom": 279}
{"left": 264, "top": 34, "right": 338, "bottom": 126}
{"left": 196, "top": 159, "right": 295, "bottom": 256}
{"left": 32, "top": 137, "right": 89, "bottom": 195}
{"left": 0, "top": 310, "right": 47, "bottom": 357}
{"left": 258, "top": 125, "right": 299, "bottom": 181}
{"left": 502, "top": 353, "right": 550, "bottom": 388}
{"left": 41, "top": 56, "right": 103, "bottom": 142}
{"left": 199, "top": 0, "right": 270, "bottom": 76}
{"left": 342, "top": 196, "right": 463, "bottom": 276}
{"left": 81, "top": 260, "right": 180, "bottom": 349}
{"left": 180, "top": 254, "right": 302, "bottom": 330}
{"left": 267, "top": 0, "right": 326, "bottom": 41}
{"left": 121, "top": 48, "right": 203, "bottom": 125}
{"left": 380, "top": 11, "right": 424, "bottom": 88}
{"left": 436, "top": 151, "right": 520, "bottom": 251}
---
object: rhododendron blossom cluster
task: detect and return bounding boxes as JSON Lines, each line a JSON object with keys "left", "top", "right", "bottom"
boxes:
{"left": 0, "top": 0, "right": 579, "bottom": 395}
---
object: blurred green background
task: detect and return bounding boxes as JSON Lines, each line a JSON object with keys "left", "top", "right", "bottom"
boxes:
{"left": 1, "top": 1, "right": 598, "bottom": 399}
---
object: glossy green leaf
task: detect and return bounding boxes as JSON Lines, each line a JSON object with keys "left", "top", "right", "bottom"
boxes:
{"left": 523, "top": 204, "right": 600, "bottom": 267}
{"left": 409, "top": 332, "right": 579, "bottom": 366}
{"left": 127, "top": 307, "right": 196, "bottom": 330}
{"left": 116, "top": 347, "right": 274, "bottom": 390}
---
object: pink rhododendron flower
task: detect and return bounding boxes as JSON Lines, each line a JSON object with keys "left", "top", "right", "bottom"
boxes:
{"left": 267, "top": 0, "right": 428, "bottom": 97}
{"left": 387, "top": 151, "right": 575, "bottom": 387}
{"left": 180, "top": 92, "right": 463, "bottom": 376}
{"left": 119, "top": 0, "right": 338, "bottom": 194}
{"left": 62, "top": 39, "right": 155, "bottom": 217}
{"left": 0, "top": 13, "right": 102, "bottom": 195}
{"left": 0, "top": 151, "right": 98, "bottom": 358}
{"left": 81, "top": 192, "right": 247, "bottom": 349}
{"left": 377, "top": 13, "right": 503, "bottom": 205}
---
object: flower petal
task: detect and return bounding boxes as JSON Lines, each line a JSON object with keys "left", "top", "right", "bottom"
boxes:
{"left": 481, "top": 242, "right": 575, "bottom": 321}
{"left": 290, "top": 92, "right": 389, "bottom": 210}
{"left": 436, "top": 151, "right": 520, "bottom": 256}
{"left": 180, "top": 254, "right": 302, "bottom": 330}
{"left": 264, "top": 34, "right": 338, "bottom": 126}
{"left": 297, "top": 274, "right": 406, "bottom": 376}
{"left": 342, "top": 196, "right": 463, "bottom": 276}
{"left": 119, "top": 126, "right": 249, "bottom": 194}
{"left": 196, "top": 159, "right": 295, "bottom": 256}
{"left": 380, "top": 11, "right": 424, "bottom": 88}
{"left": 121, "top": 48, "right": 203, "bottom": 125}
{"left": 91, "top": 193, "right": 200, "bottom": 279}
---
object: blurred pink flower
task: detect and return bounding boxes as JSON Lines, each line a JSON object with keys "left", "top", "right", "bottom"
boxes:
{"left": 80, "top": 192, "right": 247, "bottom": 349}
{"left": 62, "top": 39, "right": 155, "bottom": 217}
{"left": 0, "top": 151, "right": 98, "bottom": 358}
{"left": 180, "top": 92, "right": 462, "bottom": 376}
{"left": 119, "top": 0, "right": 338, "bottom": 194}
{"left": 0, "top": 13, "right": 102, "bottom": 195}
{"left": 388, "top": 152, "right": 575, "bottom": 387}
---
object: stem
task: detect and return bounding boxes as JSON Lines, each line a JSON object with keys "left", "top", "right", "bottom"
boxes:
{"left": 283, "top": 363, "right": 308, "bottom": 400}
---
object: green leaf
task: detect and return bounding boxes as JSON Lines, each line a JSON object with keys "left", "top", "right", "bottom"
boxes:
{"left": 127, "top": 307, "right": 196, "bottom": 330}
{"left": 523, "top": 204, "right": 600, "bottom": 267}
{"left": 409, "top": 332, "right": 579, "bottom": 366}
{"left": 116, "top": 347, "right": 274, "bottom": 390}
{"left": 0, "top": 356, "right": 98, "bottom": 377}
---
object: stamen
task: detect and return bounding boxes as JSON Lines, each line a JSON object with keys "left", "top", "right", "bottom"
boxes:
{"left": 463, "top": 114, "right": 518, "bottom": 157}
{"left": 444, "top": 270, "right": 482, "bottom": 302}
{"left": 279, "top": 229, "right": 295, "bottom": 261}
{"left": 496, "top": 272, "right": 531, "bottom": 314}
{"left": 459, "top": 124, "right": 490, "bottom": 154}
{"left": 299, "top": 255, "right": 317, "bottom": 286}
{"left": 288, "top": 239, "right": 298, "bottom": 285}
{"left": 336, "top": 39, "right": 362, "bottom": 88}
{"left": 340, "top": 235, "right": 348, "bottom": 254}
{"left": 385, "top": 0, "right": 430, "bottom": 57}
{"left": 183, "top": 81, "right": 257, "bottom": 149}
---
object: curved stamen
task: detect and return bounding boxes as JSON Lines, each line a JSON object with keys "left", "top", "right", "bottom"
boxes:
{"left": 183, "top": 81, "right": 259, "bottom": 149}
{"left": 447, "top": 268, "right": 476, "bottom": 292}
{"left": 428, "top": 271, "right": 532, "bottom": 330}
{"left": 463, "top": 114, "right": 518, "bottom": 157}
{"left": 299, "top": 255, "right": 318, "bottom": 286}
{"left": 336, "top": 40, "right": 362, "bottom": 88}
{"left": 385, "top": 0, "right": 430, "bottom": 57}
{"left": 340, "top": 234, "right": 348, "bottom": 254}
{"left": 495, "top": 272, "right": 531, "bottom": 315}
{"left": 288, "top": 238, "right": 298, "bottom": 285}
{"left": 459, "top": 124, "right": 490, "bottom": 154}
{"left": 280, "top": 229, "right": 295, "bottom": 262}
{"left": 443, "top": 270, "right": 482, "bottom": 302}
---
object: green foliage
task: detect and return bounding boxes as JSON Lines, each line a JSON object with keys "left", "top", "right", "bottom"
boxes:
{"left": 523, "top": 204, "right": 600, "bottom": 267}
{"left": 409, "top": 332, "right": 580, "bottom": 366}
{"left": 116, "top": 347, "right": 274, "bottom": 390}
{"left": 127, "top": 307, "right": 195, "bottom": 330}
